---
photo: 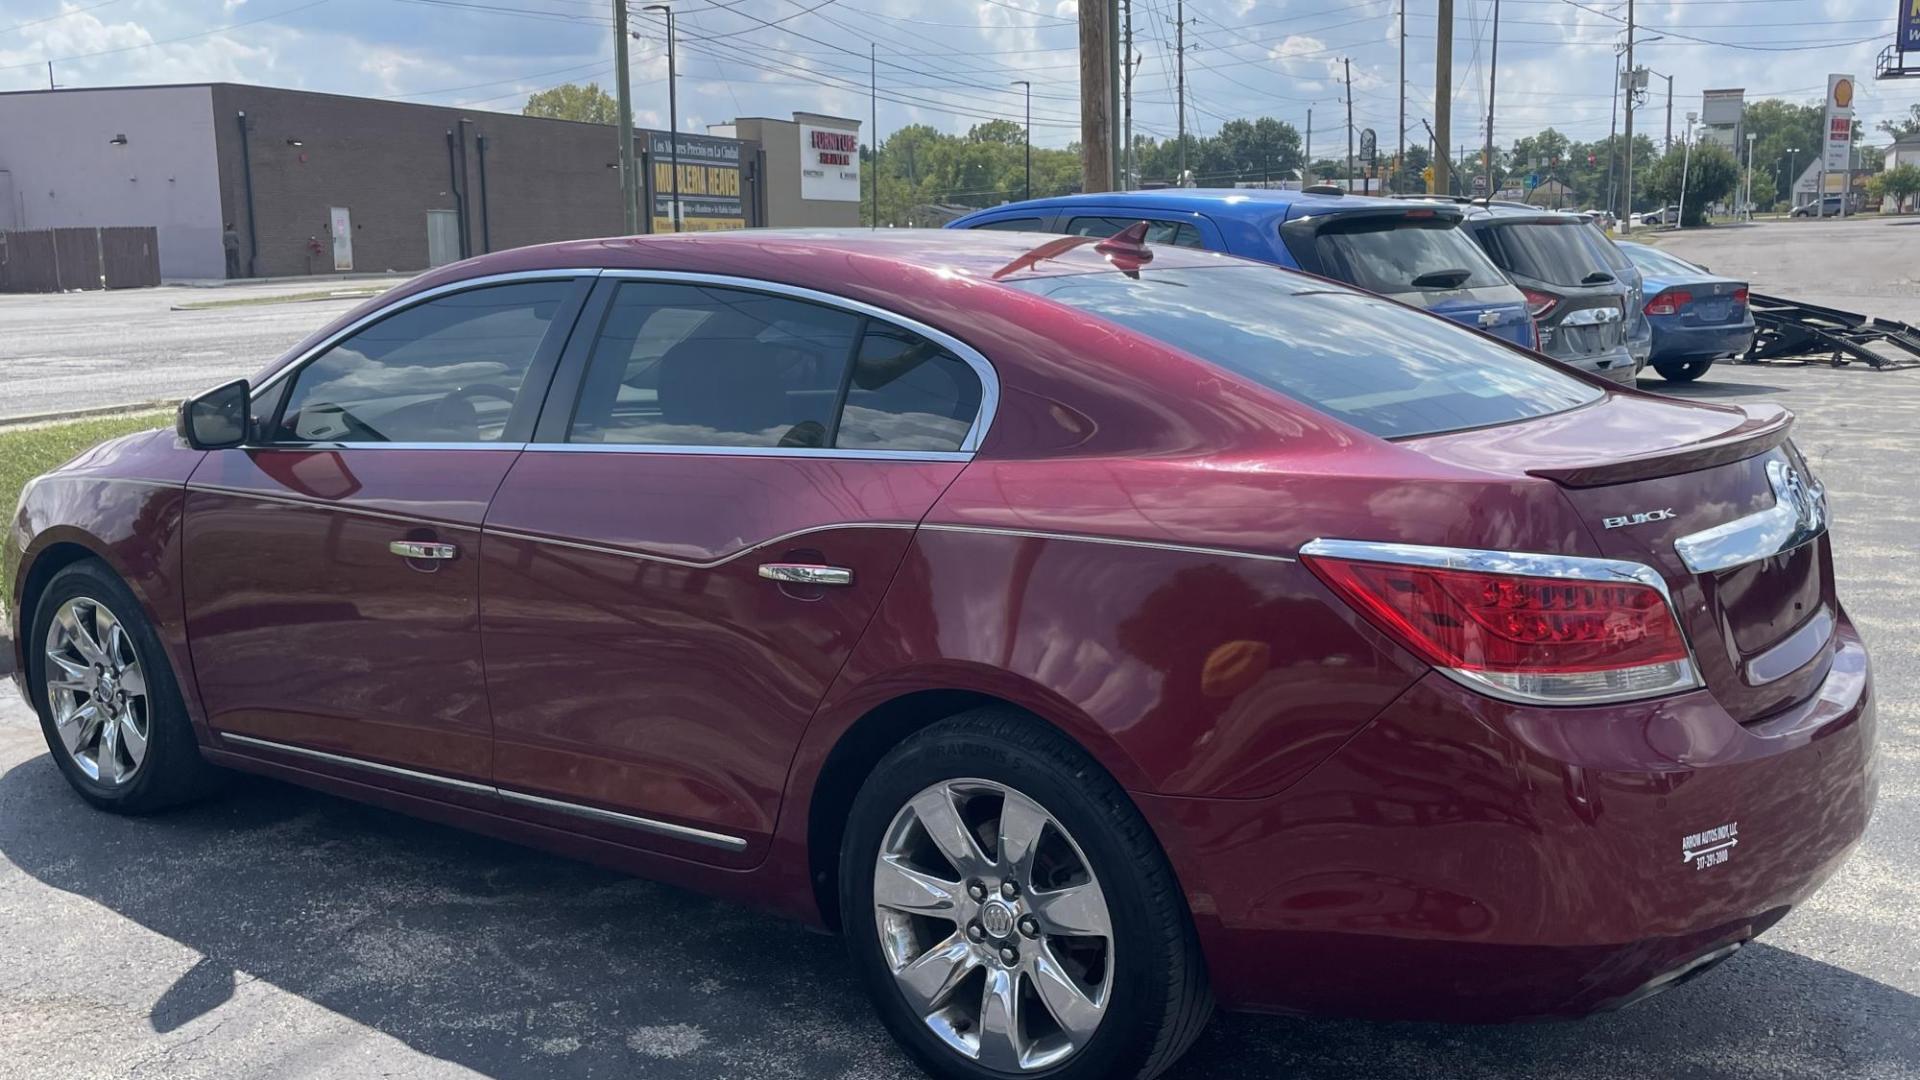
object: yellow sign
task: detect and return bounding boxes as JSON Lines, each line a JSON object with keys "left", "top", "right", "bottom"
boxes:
{"left": 652, "top": 161, "right": 742, "bottom": 198}
{"left": 650, "top": 216, "right": 748, "bottom": 233}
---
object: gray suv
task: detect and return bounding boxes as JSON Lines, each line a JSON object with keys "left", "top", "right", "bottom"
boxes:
{"left": 1455, "top": 205, "right": 1646, "bottom": 384}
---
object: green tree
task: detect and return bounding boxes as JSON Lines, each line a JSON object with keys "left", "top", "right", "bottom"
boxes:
{"left": 1644, "top": 143, "right": 1740, "bottom": 225}
{"left": 1878, "top": 104, "right": 1920, "bottom": 140}
{"left": 1869, "top": 163, "right": 1920, "bottom": 213}
{"left": 523, "top": 82, "right": 621, "bottom": 125}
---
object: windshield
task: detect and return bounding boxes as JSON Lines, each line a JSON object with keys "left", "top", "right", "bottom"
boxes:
{"left": 1007, "top": 265, "right": 1603, "bottom": 439}
{"left": 1483, "top": 220, "right": 1614, "bottom": 288}
{"left": 1620, "top": 243, "right": 1706, "bottom": 277}
{"left": 1300, "top": 216, "right": 1510, "bottom": 295}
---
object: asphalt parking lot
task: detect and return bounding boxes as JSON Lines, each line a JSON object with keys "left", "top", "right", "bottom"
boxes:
{"left": 1, "top": 218, "right": 1917, "bottom": 1079}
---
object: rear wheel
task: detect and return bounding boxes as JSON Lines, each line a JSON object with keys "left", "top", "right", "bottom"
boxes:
{"left": 841, "top": 709, "right": 1211, "bottom": 1080}
{"left": 1655, "top": 359, "right": 1714, "bottom": 383}
{"left": 28, "top": 560, "right": 221, "bottom": 813}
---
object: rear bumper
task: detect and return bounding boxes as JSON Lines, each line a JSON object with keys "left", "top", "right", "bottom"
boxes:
{"left": 1651, "top": 317, "right": 1756, "bottom": 363}
{"left": 1141, "top": 616, "right": 1877, "bottom": 1021}
{"left": 1549, "top": 344, "right": 1639, "bottom": 385}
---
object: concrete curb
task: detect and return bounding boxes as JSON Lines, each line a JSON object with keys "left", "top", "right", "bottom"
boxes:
{"left": 164, "top": 271, "right": 410, "bottom": 289}
{"left": 0, "top": 401, "right": 175, "bottom": 429}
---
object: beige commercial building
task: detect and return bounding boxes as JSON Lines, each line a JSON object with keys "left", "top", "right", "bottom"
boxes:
{"left": 724, "top": 113, "right": 863, "bottom": 229}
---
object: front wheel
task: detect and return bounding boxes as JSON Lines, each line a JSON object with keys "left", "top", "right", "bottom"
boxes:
{"left": 841, "top": 709, "right": 1212, "bottom": 1080}
{"left": 1655, "top": 359, "right": 1714, "bottom": 383}
{"left": 28, "top": 559, "right": 222, "bottom": 813}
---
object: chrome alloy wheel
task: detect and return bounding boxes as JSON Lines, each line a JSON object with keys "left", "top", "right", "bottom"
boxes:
{"left": 42, "top": 596, "right": 151, "bottom": 786}
{"left": 873, "top": 778, "right": 1114, "bottom": 1072}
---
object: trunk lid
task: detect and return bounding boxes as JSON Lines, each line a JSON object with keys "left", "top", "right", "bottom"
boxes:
{"left": 1647, "top": 274, "right": 1749, "bottom": 326}
{"left": 1411, "top": 393, "right": 1834, "bottom": 723}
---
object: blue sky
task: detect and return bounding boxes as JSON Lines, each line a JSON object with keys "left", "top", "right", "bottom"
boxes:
{"left": 2, "top": 0, "right": 1916, "bottom": 152}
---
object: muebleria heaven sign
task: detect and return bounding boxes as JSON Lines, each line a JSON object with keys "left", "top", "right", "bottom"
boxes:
{"left": 648, "top": 131, "right": 746, "bottom": 232}
{"left": 801, "top": 124, "right": 861, "bottom": 202}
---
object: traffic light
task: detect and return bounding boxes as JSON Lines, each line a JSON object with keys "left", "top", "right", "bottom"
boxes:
{"left": 1422, "top": 165, "right": 1435, "bottom": 192}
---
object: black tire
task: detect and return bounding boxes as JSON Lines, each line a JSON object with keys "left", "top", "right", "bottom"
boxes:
{"left": 26, "top": 559, "right": 223, "bottom": 814}
{"left": 840, "top": 708, "right": 1212, "bottom": 1080}
{"left": 1654, "top": 358, "right": 1713, "bottom": 383}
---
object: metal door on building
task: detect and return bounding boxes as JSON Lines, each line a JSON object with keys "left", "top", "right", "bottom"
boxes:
{"left": 427, "top": 210, "right": 461, "bottom": 267}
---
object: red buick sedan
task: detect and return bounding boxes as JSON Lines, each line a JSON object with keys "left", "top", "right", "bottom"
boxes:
{"left": 6, "top": 229, "right": 1876, "bottom": 1080}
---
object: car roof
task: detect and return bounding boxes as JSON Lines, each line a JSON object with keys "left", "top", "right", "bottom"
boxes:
{"left": 445, "top": 227, "right": 1236, "bottom": 285}
{"left": 957, "top": 187, "right": 1438, "bottom": 222}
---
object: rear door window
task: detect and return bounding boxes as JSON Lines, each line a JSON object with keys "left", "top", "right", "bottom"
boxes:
{"left": 970, "top": 217, "right": 1048, "bottom": 232}
{"left": 1008, "top": 265, "right": 1601, "bottom": 439}
{"left": 1290, "top": 216, "right": 1510, "bottom": 296}
{"left": 1480, "top": 220, "right": 1618, "bottom": 287}
{"left": 1065, "top": 216, "right": 1205, "bottom": 249}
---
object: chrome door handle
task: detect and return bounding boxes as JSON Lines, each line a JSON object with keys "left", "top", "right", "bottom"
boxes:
{"left": 758, "top": 563, "right": 853, "bottom": 587}
{"left": 390, "top": 540, "right": 459, "bottom": 560}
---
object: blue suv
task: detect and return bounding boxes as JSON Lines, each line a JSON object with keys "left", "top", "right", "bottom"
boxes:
{"left": 947, "top": 188, "right": 1536, "bottom": 349}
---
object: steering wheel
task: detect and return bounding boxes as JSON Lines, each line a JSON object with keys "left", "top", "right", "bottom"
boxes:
{"left": 431, "top": 383, "right": 518, "bottom": 440}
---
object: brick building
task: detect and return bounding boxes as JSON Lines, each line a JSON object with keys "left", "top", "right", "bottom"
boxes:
{"left": 0, "top": 83, "right": 861, "bottom": 280}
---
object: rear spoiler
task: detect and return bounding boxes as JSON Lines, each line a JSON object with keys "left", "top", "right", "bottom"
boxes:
{"left": 1525, "top": 404, "right": 1794, "bottom": 488}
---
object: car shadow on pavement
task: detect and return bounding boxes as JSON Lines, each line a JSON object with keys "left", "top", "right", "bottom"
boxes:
{"left": 2, "top": 753, "right": 1915, "bottom": 1080}
{"left": 1635, "top": 377, "right": 1793, "bottom": 399}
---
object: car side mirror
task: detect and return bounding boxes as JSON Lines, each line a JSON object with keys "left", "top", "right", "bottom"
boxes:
{"left": 177, "top": 379, "right": 251, "bottom": 449}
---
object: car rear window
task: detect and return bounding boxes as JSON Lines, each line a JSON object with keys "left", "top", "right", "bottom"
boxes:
{"left": 1481, "top": 220, "right": 1612, "bottom": 288}
{"left": 1007, "top": 265, "right": 1602, "bottom": 439}
{"left": 1295, "top": 216, "right": 1509, "bottom": 295}
{"left": 1621, "top": 243, "right": 1705, "bottom": 277}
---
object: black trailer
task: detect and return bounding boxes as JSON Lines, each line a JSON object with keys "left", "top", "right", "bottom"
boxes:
{"left": 1739, "top": 293, "right": 1920, "bottom": 370}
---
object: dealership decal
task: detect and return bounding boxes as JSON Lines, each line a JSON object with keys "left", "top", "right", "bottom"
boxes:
{"left": 1682, "top": 822, "right": 1738, "bottom": 870}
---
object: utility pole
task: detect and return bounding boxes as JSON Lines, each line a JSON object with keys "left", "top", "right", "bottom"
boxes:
{"left": 1657, "top": 71, "right": 1673, "bottom": 151}
{"left": 1079, "top": 0, "right": 1115, "bottom": 190}
{"left": 870, "top": 44, "right": 878, "bottom": 228}
{"left": 612, "top": 0, "right": 638, "bottom": 232}
{"left": 1621, "top": 0, "right": 1636, "bottom": 233}
{"left": 1433, "top": 0, "right": 1453, "bottom": 197}
{"left": 1745, "top": 131, "right": 1756, "bottom": 220}
{"left": 1483, "top": 0, "right": 1500, "bottom": 200}
{"left": 1398, "top": 0, "right": 1406, "bottom": 192}
{"left": 1013, "top": 80, "right": 1032, "bottom": 200}
{"left": 1606, "top": 49, "right": 1621, "bottom": 216}
{"left": 47, "top": 61, "right": 55, "bottom": 90}
{"left": 1176, "top": 0, "right": 1188, "bottom": 182}
{"left": 1344, "top": 58, "right": 1355, "bottom": 191}
{"left": 1108, "top": 0, "right": 1122, "bottom": 182}
{"left": 1122, "top": 0, "right": 1133, "bottom": 188}
{"left": 1305, "top": 107, "right": 1313, "bottom": 182}
{"left": 645, "top": 3, "right": 679, "bottom": 232}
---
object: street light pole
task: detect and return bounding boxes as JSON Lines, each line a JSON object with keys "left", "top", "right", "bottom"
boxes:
{"left": 1013, "top": 80, "right": 1032, "bottom": 200}
{"left": 1745, "top": 131, "right": 1756, "bottom": 220}
{"left": 1678, "top": 111, "right": 1696, "bottom": 228}
{"left": 645, "top": 3, "right": 678, "bottom": 232}
{"left": 1786, "top": 147, "right": 1800, "bottom": 211}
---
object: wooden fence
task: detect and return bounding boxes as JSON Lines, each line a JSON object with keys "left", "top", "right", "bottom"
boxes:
{"left": 0, "top": 227, "right": 162, "bottom": 293}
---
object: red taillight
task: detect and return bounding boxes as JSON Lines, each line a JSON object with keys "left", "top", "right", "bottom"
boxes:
{"left": 1521, "top": 288, "right": 1559, "bottom": 319}
{"left": 1645, "top": 289, "right": 1692, "bottom": 316}
{"left": 1731, "top": 286, "right": 1749, "bottom": 306}
{"left": 1303, "top": 545, "right": 1699, "bottom": 705}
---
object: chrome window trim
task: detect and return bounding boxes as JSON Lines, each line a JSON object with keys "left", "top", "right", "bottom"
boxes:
{"left": 591, "top": 269, "right": 1001, "bottom": 455}
{"left": 521, "top": 443, "right": 973, "bottom": 463}
{"left": 1299, "top": 537, "right": 1704, "bottom": 707}
{"left": 219, "top": 732, "right": 748, "bottom": 851}
{"left": 918, "top": 523, "right": 1298, "bottom": 564}
{"left": 250, "top": 441, "right": 533, "bottom": 452}
{"left": 487, "top": 521, "right": 919, "bottom": 570}
{"left": 1674, "top": 454, "right": 1827, "bottom": 575}
{"left": 248, "top": 268, "right": 603, "bottom": 398}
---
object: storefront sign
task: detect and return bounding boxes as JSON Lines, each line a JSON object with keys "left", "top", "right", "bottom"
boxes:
{"left": 647, "top": 131, "right": 747, "bottom": 232}
{"left": 1902, "top": 0, "right": 1920, "bottom": 52}
{"left": 800, "top": 124, "right": 861, "bottom": 202}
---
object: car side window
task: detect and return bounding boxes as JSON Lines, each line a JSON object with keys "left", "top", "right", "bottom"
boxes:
{"left": 274, "top": 281, "right": 572, "bottom": 444}
{"left": 568, "top": 282, "right": 859, "bottom": 448}
{"left": 969, "top": 217, "right": 1047, "bottom": 232}
{"left": 837, "top": 324, "right": 982, "bottom": 452}
{"left": 1066, "top": 215, "right": 1204, "bottom": 249}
